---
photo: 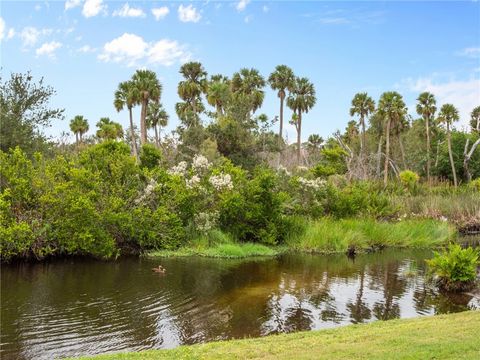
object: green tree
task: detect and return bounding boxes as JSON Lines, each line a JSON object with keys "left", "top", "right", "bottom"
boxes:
{"left": 438, "top": 104, "right": 460, "bottom": 187}
{"left": 131, "top": 70, "right": 161, "bottom": 145}
{"left": 231, "top": 68, "right": 266, "bottom": 116}
{"left": 114, "top": 80, "right": 140, "bottom": 159}
{"left": 146, "top": 102, "right": 169, "bottom": 147}
{"left": 206, "top": 78, "right": 230, "bottom": 117}
{"left": 470, "top": 106, "right": 480, "bottom": 134}
{"left": 349, "top": 92, "right": 375, "bottom": 156}
{"left": 287, "top": 77, "right": 317, "bottom": 164}
{"left": 176, "top": 62, "right": 207, "bottom": 127}
{"left": 69, "top": 115, "right": 89, "bottom": 145}
{"left": 96, "top": 117, "right": 123, "bottom": 141}
{"left": 268, "top": 65, "right": 295, "bottom": 141}
{"left": 377, "top": 91, "right": 407, "bottom": 186}
{"left": 416, "top": 92, "right": 437, "bottom": 183}
{"left": 0, "top": 71, "right": 64, "bottom": 154}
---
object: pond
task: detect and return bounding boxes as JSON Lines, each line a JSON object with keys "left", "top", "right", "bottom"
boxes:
{"left": 1, "top": 249, "right": 479, "bottom": 359}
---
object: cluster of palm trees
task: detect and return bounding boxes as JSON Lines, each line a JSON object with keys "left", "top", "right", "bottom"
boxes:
{"left": 348, "top": 90, "right": 469, "bottom": 186}
{"left": 114, "top": 70, "right": 165, "bottom": 159}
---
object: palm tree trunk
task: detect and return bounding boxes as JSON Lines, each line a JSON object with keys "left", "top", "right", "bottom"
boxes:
{"left": 360, "top": 115, "right": 366, "bottom": 156}
{"left": 129, "top": 107, "right": 138, "bottom": 159}
{"left": 140, "top": 99, "right": 148, "bottom": 145}
{"left": 426, "top": 117, "right": 431, "bottom": 185}
{"left": 383, "top": 116, "right": 391, "bottom": 186}
{"left": 279, "top": 95, "right": 284, "bottom": 140}
{"left": 447, "top": 123, "right": 457, "bottom": 187}
{"left": 464, "top": 138, "right": 480, "bottom": 183}
{"left": 377, "top": 135, "right": 383, "bottom": 178}
{"left": 75, "top": 132, "right": 79, "bottom": 146}
{"left": 154, "top": 124, "right": 160, "bottom": 148}
{"left": 297, "top": 111, "right": 302, "bottom": 165}
{"left": 398, "top": 134, "right": 407, "bottom": 169}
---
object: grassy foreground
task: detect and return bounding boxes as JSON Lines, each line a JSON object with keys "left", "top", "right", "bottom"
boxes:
{"left": 148, "top": 219, "right": 456, "bottom": 259}
{"left": 73, "top": 311, "right": 480, "bottom": 360}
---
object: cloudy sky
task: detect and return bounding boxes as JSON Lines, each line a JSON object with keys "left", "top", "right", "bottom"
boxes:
{"left": 1, "top": 0, "right": 479, "bottom": 142}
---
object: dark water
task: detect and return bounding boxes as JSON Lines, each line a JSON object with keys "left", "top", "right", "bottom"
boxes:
{"left": 1, "top": 250, "right": 479, "bottom": 359}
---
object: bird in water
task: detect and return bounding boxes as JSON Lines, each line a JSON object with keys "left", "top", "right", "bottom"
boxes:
{"left": 152, "top": 265, "right": 166, "bottom": 274}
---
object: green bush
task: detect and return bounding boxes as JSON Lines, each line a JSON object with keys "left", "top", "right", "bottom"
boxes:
{"left": 427, "top": 244, "right": 479, "bottom": 292}
{"left": 140, "top": 144, "right": 163, "bottom": 169}
{"left": 399, "top": 170, "right": 420, "bottom": 194}
{"left": 469, "top": 178, "right": 480, "bottom": 192}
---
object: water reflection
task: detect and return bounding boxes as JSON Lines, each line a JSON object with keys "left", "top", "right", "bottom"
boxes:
{"left": 1, "top": 249, "right": 478, "bottom": 359}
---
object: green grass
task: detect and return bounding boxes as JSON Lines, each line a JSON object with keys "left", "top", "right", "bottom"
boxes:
{"left": 286, "top": 218, "right": 456, "bottom": 254}
{"left": 71, "top": 311, "right": 480, "bottom": 360}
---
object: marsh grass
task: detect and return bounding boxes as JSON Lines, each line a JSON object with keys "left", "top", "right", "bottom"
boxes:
{"left": 286, "top": 218, "right": 456, "bottom": 253}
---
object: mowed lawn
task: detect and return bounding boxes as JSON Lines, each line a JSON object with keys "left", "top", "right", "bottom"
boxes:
{"left": 73, "top": 311, "right": 480, "bottom": 360}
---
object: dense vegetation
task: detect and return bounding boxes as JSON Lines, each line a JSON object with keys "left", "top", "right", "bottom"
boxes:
{"left": 72, "top": 311, "right": 480, "bottom": 360}
{"left": 1, "top": 67, "right": 479, "bottom": 261}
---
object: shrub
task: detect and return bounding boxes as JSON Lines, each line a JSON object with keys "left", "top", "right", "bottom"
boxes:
{"left": 469, "top": 178, "right": 480, "bottom": 192}
{"left": 399, "top": 170, "right": 420, "bottom": 194}
{"left": 427, "top": 244, "right": 479, "bottom": 292}
{"left": 140, "top": 144, "right": 163, "bottom": 170}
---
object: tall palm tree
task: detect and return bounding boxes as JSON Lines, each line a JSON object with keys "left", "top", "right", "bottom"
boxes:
{"left": 114, "top": 81, "right": 139, "bottom": 159}
{"left": 96, "top": 117, "right": 123, "bottom": 141}
{"left": 131, "top": 70, "right": 161, "bottom": 145}
{"left": 471, "top": 106, "right": 480, "bottom": 133}
{"left": 377, "top": 91, "right": 407, "bottom": 186}
{"left": 69, "top": 115, "right": 89, "bottom": 146}
{"left": 206, "top": 79, "right": 230, "bottom": 117}
{"left": 287, "top": 77, "right": 317, "bottom": 164}
{"left": 146, "top": 102, "right": 169, "bottom": 147}
{"left": 176, "top": 61, "right": 207, "bottom": 126}
{"left": 307, "top": 134, "right": 323, "bottom": 152}
{"left": 231, "top": 68, "right": 266, "bottom": 115}
{"left": 416, "top": 92, "right": 437, "bottom": 183}
{"left": 349, "top": 92, "right": 375, "bottom": 156}
{"left": 438, "top": 104, "right": 460, "bottom": 187}
{"left": 268, "top": 65, "right": 295, "bottom": 141}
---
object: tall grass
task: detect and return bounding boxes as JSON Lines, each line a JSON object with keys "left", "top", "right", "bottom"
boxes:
{"left": 287, "top": 218, "right": 456, "bottom": 253}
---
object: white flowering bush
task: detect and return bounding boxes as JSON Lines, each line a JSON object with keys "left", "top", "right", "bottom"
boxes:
{"left": 192, "top": 154, "right": 211, "bottom": 173}
{"left": 209, "top": 173, "right": 233, "bottom": 191}
{"left": 186, "top": 175, "right": 201, "bottom": 189}
{"left": 194, "top": 211, "right": 219, "bottom": 234}
{"left": 167, "top": 161, "right": 188, "bottom": 176}
{"left": 297, "top": 176, "right": 326, "bottom": 191}
{"left": 135, "top": 178, "right": 158, "bottom": 204}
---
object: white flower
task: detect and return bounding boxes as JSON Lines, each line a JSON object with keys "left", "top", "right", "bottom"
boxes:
{"left": 135, "top": 178, "right": 158, "bottom": 204}
{"left": 209, "top": 173, "right": 233, "bottom": 191}
{"left": 167, "top": 161, "right": 188, "bottom": 176}
{"left": 276, "top": 165, "right": 291, "bottom": 176}
{"left": 192, "top": 154, "right": 211, "bottom": 173}
{"left": 194, "top": 211, "right": 219, "bottom": 233}
{"left": 296, "top": 166, "right": 309, "bottom": 172}
{"left": 186, "top": 175, "right": 201, "bottom": 189}
{"left": 297, "top": 177, "right": 325, "bottom": 190}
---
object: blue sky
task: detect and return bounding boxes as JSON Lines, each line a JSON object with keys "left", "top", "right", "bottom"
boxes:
{"left": 1, "top": 0, "right": 479, "bottom": 143}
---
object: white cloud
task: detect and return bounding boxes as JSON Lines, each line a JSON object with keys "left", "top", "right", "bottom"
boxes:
{"left": 178, "top": 4, "right": 201, "bottom": 23}
{"left": 148, "top": 39, "right": 190, "bottom": 65}
{"left": 401, "top": 75, "right": 480, "bottom": 126}
{"left": 262, "top": 5, "right": 269, "bottom": 13}
{"left": 113, "top": 3, "right": 146, "bottom": 18}
{"left": 7, "top": 28, "right": 15, "bottom": 40}
{"left": 20, "top": 27, "right": 52, "bottom": 47}
{"left": 98, "top": 32, "right": 191, "bottom": 67}
{"left": 244, "top": 15, "right": 253, "bottom": 23}
{"left": 0, "top": 17, "right": 5, "bottom": 40}
{"left": 236, "top": 0, "right": 250, "bottom": 12}
{"left": 458, "top": 47, "right": 480, "bottom": 58}
{"left": 65, "top": 0, "right": 82, "bottom": 11}
{"left": 77, "top": 45, "right": 95, "bottom": 53}
{"left": 152, "top": 6, "right": 169, "bottom": 20}
{"left": 82, "top": 0, "right": 106, "bottom": 18}
{"left": 35, "top": 4, "right": 41, "bottom": 11}
{"left": 36, "top": 41, "right": 62, "bottom": 58}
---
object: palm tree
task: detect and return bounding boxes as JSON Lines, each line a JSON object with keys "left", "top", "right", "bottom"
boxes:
{"left": 307, "top": 134, "right": 323, "bottom": 152}
{"left": 416, "top": 92, "right": 437, "bottom": 183}
{"left": 131, "top": 70, "right": 161, "bottom": 145}
{"left": 69, "top": 115, "right": 89, "bottom": 146}
{"left": 146, "top": 102, "right": 169, "bottom": 147}
{"left": 287, "top": 77, "right": 317, "bottom": 164}
{"left": 349, "top": 93, "right": 375, "bottom": 156}
{"left": 268, "top": 65, "right": 295, "bottom": 141}
{"left": 206, "top": 79, "right": 230, "bottom": 117}
{"left": 470, "top": 106, "right": 480, "bottom": 133}
{"left": 377, "top": 91, "right": 407, "bottom": 186}
{"left": 176, "top": 62, "right": 207, "bottom": 126}
{"left": 114, "top": 80, "right": 139, "bottom": 159}
{"left": 438, "top": 104, "right": 460, "bottom": 187}
{"left": 231, "top": 68, "right": 266, "bottom": 115}
{"left": 96, "top": 117, "right": 123, "bottom": 141}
